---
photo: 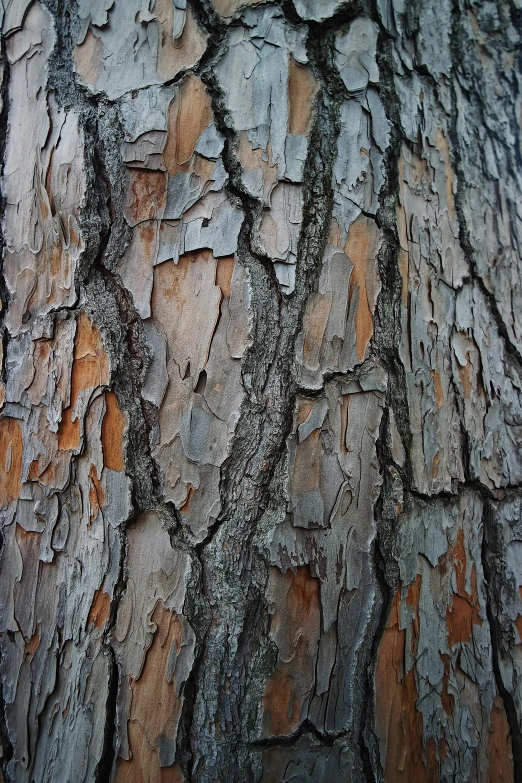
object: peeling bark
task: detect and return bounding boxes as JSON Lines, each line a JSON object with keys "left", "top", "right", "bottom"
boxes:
{"left": 0, "top": 1, "right": 521, "bottom": 781}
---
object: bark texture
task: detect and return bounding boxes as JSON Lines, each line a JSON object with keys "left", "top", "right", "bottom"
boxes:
{"left": 0, "top": 0, "right": 521, "bottom": 781}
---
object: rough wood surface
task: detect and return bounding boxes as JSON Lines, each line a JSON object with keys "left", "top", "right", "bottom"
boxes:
{"left": 0, "top": 1, "right": 521, "bottom": 781}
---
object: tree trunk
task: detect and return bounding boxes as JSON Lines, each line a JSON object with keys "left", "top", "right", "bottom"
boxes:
{"left": 0, "top": 0, "right": 521, "bottom": 780}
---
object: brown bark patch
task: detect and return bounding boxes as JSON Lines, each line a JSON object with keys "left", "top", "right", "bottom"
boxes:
{"left": 376, "top": 586, "right": 438, "bottom": 782}
{"left": 215, "top": 256, "right": 235, "bottom": 298}
{"left": 344, "top": 216, "right": 380, "bottom": 361}
{"left": 88, "top": 581, "right": 111, "bottom": 630}
{"left": 74, "top": 29, "right": 103, "bottom": 85}
{"left": 58, "top": 406, "right": 81, "bottom": 452}
{"left": 152, "top": 251, "right": 221, "bottom": 381}
{"left": 487, "top": 696, "right": 514, "bottom": 783}
{"left": 102, "top": 391, "right": 127, "bottom": 472}
{"left": 126, "top": 170, "right": 167, "bottom": 225}
{"left": 288, "top": 59, "right": 317, "bottom": 136}
{"left": 446, "top": 529, "right": 483, "bottom": 647}
{"left": 25, "top": 626, "right": 40, "bottom": 656}
{"left": 236, "top": 132, "right": 279, "bottom": 203}
{"left": 88, "top": 464, "right": 104, "bottom": 522}
{"left": 115, "top": 603, "right": 184, "bottom": 783}
{"left": 155, "top": 1, "right": 207, "bottom": 83}
{"left": 59, "top": 312, "right": 109, "bottom": 451}
{"left": 263, "top": 567, "right": 321, "bottom": 737}
{"left": 164, "top": 74, "right": 213, "bottom": 176}
{"left": 262, "top": 666, "right": 302, "bottom": 737}
{"left": 0, "top": 418, "right": 23, "bottom": 506}
{"left": 458, "top": 360, "right": 473, "bottom": 398}
{"left": 301, "top": 294, "right": 331, "bottom": 367}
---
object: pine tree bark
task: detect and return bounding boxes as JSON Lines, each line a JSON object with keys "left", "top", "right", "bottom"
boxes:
{"left": 0, "top": 0, "right": 521, "bottom": 781}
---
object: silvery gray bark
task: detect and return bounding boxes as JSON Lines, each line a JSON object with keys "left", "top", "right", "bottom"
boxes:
{"left": 0, "top": 0, "right": 520, "bottom": 781}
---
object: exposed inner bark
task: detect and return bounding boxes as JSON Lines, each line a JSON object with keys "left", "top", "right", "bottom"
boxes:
{"left": 0, "top": 1, "right": 521, "bottom": 781}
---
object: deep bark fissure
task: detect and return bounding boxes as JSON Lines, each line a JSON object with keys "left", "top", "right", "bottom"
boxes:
{"left": 481, "top": 501, "right": 522, "bottom": 783}
{"left": 178, "top": 9, "right": 346, "bottom": 779}
{"left": 1, "top": 1, "right": 520, "bottom": 780}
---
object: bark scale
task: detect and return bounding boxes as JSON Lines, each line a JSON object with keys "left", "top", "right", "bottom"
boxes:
{"left": 0, "top": 0, "right": 520, "bottom": 781}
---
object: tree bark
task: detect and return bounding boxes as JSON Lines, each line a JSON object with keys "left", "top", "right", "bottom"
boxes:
{"left": 0, "top": 0, "right": 521, "bottom": 781}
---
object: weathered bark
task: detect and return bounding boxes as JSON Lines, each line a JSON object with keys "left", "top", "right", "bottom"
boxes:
{"left": 0, "top": 0, "right": 520, "bottom": 781}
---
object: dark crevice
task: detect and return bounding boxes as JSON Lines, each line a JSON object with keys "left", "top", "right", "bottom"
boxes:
{"left": 448, "top": 6, "right": 522, "bottom": 771}
{"left": 0, "top": 34, "right": 11, "bottom": 392}
{"left": 177, "top": 5, "right": 346, "bottom": 778}
{"left": 481, "top": 502, "right": 522, "bottom": 783}
{"left": 94, "top": 646, "right": 119, "bottom": 783}
{"left": 361, "top": 6, "right": 411, "bottom": 780}
{"left": 249, "top": 719, "right": 348, "bottom": 750}
{"left": 448, "top": 0, "right": 522, "bottom": 369}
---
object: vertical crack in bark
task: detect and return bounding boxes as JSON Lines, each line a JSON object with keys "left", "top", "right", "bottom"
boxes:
{"left": 448, "top": 0, "right": 522, "bottom": 369}
{"left": 357, "top": 6, "right": 411, "bottom": 780}
{"left": 174, "top": 6, "right": 347, "bottom": 778}
{"left": 0, "top": 34, "right": 11, "bottom": 390}
{"left": 3, "top": 1, "right": 520, "bottom": 779}
{"left": 93, "top": 646, "right": 119, "bottom": 783}
{"left": 447, "top": 5, "right": 522, "bottom": 777}
{"left": 37, "top": 4, "right": 191, "bottom": 778}
{"left": 481, "top": 501, "right": 522, "bottom": 783}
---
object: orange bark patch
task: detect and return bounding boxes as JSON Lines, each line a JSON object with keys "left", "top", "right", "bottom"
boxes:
{"left": 344, "top": 216, "right": 380, "bottom": 361}
{"left": 102, "top": 392, "right": 126, "bottom": 472}
{"left": 151, "top": 251, "right": 221, "bottom": 381}
{"left": 376, "top": 585, "right": 439, "bottom": 782}
{"left": 263, "top": 666, "right": 302, "bottom": 737}
{"left": 163, "top": 74, "right": 213, "bottom": 176}
{"left": 58, "top": 407, "right": 81, "bottom": 452}
{"left": 263, "top": 567, "right": 321, "bottom": 737}
{"left": 288, "top": 59, "right": 317, "bottom": 136}
{"left": 431, "top": 451, "right": 440, "bottom": 479}
{"left": 458, "top": 360, "right": 473, "bottom": 399}
{"left": 89, "top": 464, "right": 104, "bottom": 522}
{"left": 215, "top": 256, "right": 235, "bottom": 298}
{"left": 446, "top": 529, "right": 483, "bottom": 647}
{"left": 58, "top": 312, "right": 109, "bottom": 452}
{"left": 115, "top": 603, "right": 184, "bottom": 783}
{"left": 74, "top": 29, "right": 103, "bottom": 85}
{"left": 301, "top": 294, "right": 331, "bottom": 366}
{"left": 155, "top": 0, "right": 207, "bottom": 83}
{"left": 487, "top": 696, "right": 514, "bottom": 783}
{"left": 127, "top": 169, "right": 167, "bottom": 225}
{"left": 88, "top": 584, "right": 111, "bottom": 630}
{"left": 0, "top": 418, "right": 23, "bottom": 506}
{"left": 328, "top": 218, "right": 342, "bottom": 248}
{"left": 179, "top": 484, "right": 195, "bottom": 513}
{"left": 25, "top": 626, "right": 40, "bottom": 656}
